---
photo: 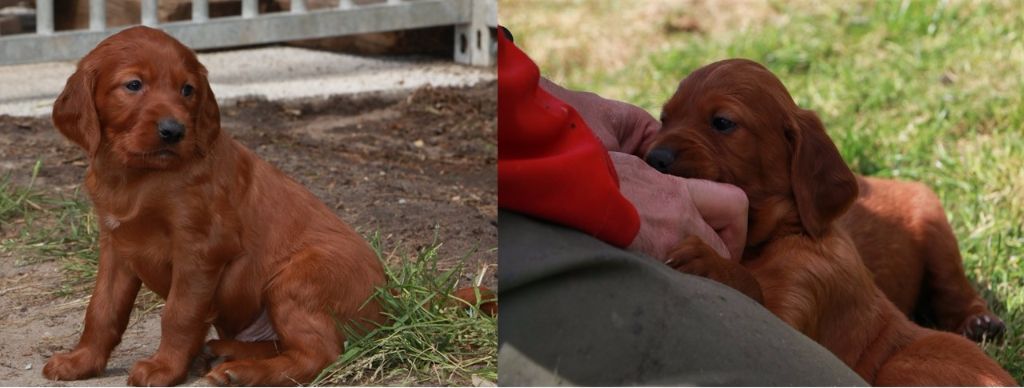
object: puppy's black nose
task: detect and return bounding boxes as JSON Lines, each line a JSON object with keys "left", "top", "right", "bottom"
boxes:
{"left": 645, "top": 148, "right": 676, "bottom": 173}
{"left": 157, "top": 118, "right": 185, "bottom": 144}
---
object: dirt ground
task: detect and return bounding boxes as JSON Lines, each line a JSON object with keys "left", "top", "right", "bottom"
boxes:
{"left": 0, "top": 82, "right": 497, "bottom": 386}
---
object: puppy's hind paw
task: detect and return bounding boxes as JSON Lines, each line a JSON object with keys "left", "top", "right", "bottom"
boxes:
{"left": 960, "top": 313, "right": 1006, "bottom": 342}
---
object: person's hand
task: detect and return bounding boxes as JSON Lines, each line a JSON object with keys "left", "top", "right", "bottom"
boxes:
{"left": 539, "top": 78, "right": 658, "bottom": 156}
{"left": 612, "top": 153, "right": 748, "bottom": 260}
{"left": 539, "top": 78, "right": 749, "bottom": 260}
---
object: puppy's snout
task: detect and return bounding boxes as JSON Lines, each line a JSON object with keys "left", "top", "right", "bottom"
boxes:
{"left": 645, "top": 147, "right": 676, "bottom": 173}
{"left": 157, "top": 118, "right": 185, "bottom": 144}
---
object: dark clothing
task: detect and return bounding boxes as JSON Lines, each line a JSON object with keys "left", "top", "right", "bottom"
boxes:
{"left": 498, "top": 211, "right": 868, "bottom": 386}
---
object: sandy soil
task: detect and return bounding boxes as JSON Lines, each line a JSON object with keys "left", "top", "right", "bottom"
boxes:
{"left": 0, "top": 82, "right": 497, "bottom": 386}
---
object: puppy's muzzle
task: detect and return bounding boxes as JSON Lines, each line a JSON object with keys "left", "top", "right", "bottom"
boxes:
{"left": 158, "top": 118, "right": 185, "bottom": 144}
{"left": 645, "top": 147, "right": 676, "bottom": 173}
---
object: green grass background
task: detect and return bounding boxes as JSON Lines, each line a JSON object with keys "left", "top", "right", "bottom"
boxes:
{"left": 505, "top": 0, "right": 1023, "bottom": 380}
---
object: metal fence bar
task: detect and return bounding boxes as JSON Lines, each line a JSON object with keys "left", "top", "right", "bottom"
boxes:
{"left": 453, "top": 0, "right": 495, "bottom": 66}
{"left": 35, "top": 0, "right": 54, "bottom": 34}
{"left": 89, "top": 0, "right": 106, "bottom": 31}
{"left": 291, "top": 0, "right": 307, "bottom": 13}
{"left": 141, "top": 0, "right": 158, "bottom": 26}
{"left": 193, "top": 0, "right": 209, "bottom": 22}
{"left": 242, "top": 0, "right": 258, "bottom": 18}
{"left": 0, "top": 0, "right": 472, "bottom": 66}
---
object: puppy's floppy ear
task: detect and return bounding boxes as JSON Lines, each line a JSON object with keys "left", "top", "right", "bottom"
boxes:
{"left": 195, "top": 66, "right": 221, "bottom": 150}
{"left": 787, "top": 109, "right": 858, "bottom": 238}
{"left": 53, "top": 65, "right": 101, "bottom": 156}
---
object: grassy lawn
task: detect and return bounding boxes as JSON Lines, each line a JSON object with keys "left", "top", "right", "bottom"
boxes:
{"left": 0, "top": 170, "right": 496, "bottom": 386}
{"left": 504, "top": 0, "right": 1023, "bottom": 380}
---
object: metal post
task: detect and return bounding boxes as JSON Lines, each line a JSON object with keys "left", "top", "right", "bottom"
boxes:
{"left": 141, "top": 0, "right": 158, "bottom": 26}
{"left": 242, "top": 0, "right": 258, "bottom": 18}
{"left": 35, "top": 0, "right": 54, "bottom": 34}
{"left": 338, "top": 0, "right": 354, "bottom": 9}
{"left": 454, "top": 0, "right": 496, "bottom": 66}
{"left": 193, "top": 0, "right": 209, "bottom": 22}
{"left": 291, "top": 0, "right": 306, "bottom": 13}
{"left": 89, "top": 0, "right": 105, "bottom": 31}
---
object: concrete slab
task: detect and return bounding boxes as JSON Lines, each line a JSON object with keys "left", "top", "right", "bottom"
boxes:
{"left": 0, "top": 46, "right": 495, "bottom": 117}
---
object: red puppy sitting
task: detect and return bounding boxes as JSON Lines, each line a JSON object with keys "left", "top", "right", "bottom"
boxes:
{"left": 42, "top": 26, "right": 385, "bottom": 386}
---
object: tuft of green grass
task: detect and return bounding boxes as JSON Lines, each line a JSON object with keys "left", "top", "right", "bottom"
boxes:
{"left": 0, "top": 161, "right": 44, "bottom": 223}
{"left": 505, "top": 0, "right": 1024, "bottom": 381}
{"left": 1, "top": 162, "right": 99, "bottom": 293}
{"left": 313, "top": 233, "right": 497, "bottom": 386}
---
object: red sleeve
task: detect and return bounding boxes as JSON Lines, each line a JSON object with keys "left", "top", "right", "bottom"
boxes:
{"left": 497, "top": 28, "right": 640, "bottom": 248}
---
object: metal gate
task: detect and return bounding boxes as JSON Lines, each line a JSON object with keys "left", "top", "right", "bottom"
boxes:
{"left": 0, "top": 0, "right": 495, "bottom": 66}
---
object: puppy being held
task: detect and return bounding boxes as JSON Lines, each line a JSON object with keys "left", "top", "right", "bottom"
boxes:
{"left": 646, "top": 59, "right": 1013, "bottom": 385}
{"left": 42, "top": 26, "right": 385, "bottom": 386}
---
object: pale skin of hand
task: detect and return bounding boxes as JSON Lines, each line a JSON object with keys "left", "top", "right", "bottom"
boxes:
{"left": 540, "top": 78, "right": 749, "bottom": 261}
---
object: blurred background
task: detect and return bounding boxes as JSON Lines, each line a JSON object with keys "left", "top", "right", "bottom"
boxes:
{"left": 503, "top": 0, "right": 1023, "bottom": 380}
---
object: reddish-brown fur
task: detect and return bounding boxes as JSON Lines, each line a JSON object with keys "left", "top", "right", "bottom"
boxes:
{"left": 650, "top": 59, "right": 1014, "bottom": 385}
{"left": 840, "top": 177, "right": 1003, "bottom": 340}
{"left": 41, "top": 26, "right": 385, "bottom": 386}
{"left": 452, "top": 286, "right": 498, "bottom": 317}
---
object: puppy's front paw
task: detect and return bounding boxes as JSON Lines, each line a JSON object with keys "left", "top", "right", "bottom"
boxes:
{"left": 127, "top": 358, "right": 187, "bottom": 387}
{"left": 666, "top": 235, "right": 728, "bottom": 277}
{"left": 960, "top": 313, "right": 1006, "bottom": 342}
{"left": 667, "top": 235, "right": 763, "bottom": 304}
{"left": 42, "top": 349, "right": 105, "bottom": 381}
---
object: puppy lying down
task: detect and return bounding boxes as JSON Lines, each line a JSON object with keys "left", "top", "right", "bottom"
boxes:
{"left": 646, "top": 58, "right": 1014, "bottom": 385}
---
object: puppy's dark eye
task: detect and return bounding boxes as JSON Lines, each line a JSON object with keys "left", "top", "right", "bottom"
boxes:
{"left": 181, "top": 84, "right": 194, "bottom": 97}
{"left": 125, "top": 80, "right": 142, "bottom": 92}
{"left": 711, "top": 116, "right": 736, "bottom": 133}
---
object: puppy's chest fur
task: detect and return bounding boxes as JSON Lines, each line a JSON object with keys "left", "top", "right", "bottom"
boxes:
{"left": 89, "top": 170, "right": 246, "bottom": 297}
{"left": 746, "top": 229, "right": 904, "bottom": 371}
